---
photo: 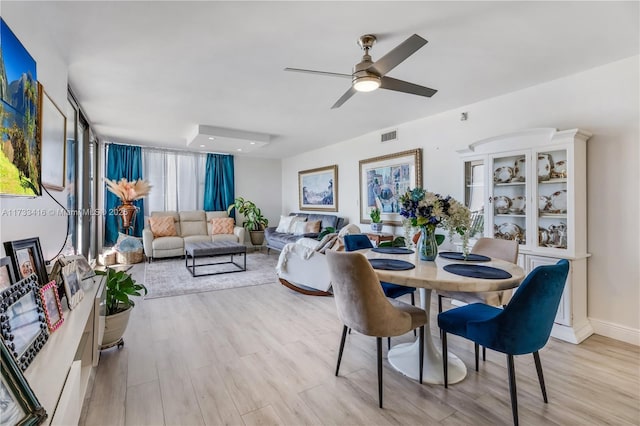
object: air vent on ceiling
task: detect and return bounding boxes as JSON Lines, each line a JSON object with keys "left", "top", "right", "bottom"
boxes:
{"left": 380, "top": 129, "right": 398, "bottom": 143}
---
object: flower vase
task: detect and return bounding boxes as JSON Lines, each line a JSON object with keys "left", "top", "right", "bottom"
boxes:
{"left": 117, "top": 201, "right": 138, "bottom": 230}
{"left": 418, "top": 225, "right": 438, "bottom": 261}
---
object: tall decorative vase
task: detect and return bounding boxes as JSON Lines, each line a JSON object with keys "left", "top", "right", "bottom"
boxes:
{"left": 418, "top": 225, "right": 438, "bottom": 261}
{"left": 117, "top": 201, "right": 138, "bottom": 230}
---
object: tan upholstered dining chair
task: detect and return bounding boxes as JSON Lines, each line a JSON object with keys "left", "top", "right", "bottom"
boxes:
{"left": 326, "top": 250, "right": 427, "bottom": 408}
{"left": 437, "top": 237, "right": 519, "bottom": 366}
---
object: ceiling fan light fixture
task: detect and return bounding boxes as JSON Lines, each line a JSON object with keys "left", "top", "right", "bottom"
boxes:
{"left": 353, "top": 75, "right": 381, "bottom": 92}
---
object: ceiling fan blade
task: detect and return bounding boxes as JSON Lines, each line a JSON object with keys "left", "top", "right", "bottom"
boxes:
{"left": 284, "top": 67, "right": 352, "bottom": 79}
{"left": 380, "top": 76, "right": 437, "bottom": 97}
{"left": 331, "top": 87, "right": 358, "bottom": 109}
{"left": 369, "top": 34, "right": 428, "bottom": 76}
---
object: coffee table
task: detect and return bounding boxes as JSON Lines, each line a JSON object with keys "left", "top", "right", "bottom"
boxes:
{"left": 184, "top": 241, "right": 247, "bottom": 277}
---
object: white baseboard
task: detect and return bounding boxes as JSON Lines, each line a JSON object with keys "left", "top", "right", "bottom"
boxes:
{"left": 590, "top": 318, "right": 640, "bottom": 346}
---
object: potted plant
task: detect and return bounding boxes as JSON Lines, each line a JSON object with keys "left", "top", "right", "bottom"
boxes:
{"left": 370, "top": 207, "right": 383, "bottom": 233}
{"left": 227, "top": 197, "right": 269, "bottom": 246}
{"left": 95, "top": 268, "right": 148, "bottom": 348}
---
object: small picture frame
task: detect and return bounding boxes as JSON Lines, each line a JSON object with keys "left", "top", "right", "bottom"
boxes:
{"left": 1, "top": 338, "right": 47, "bottom": 425}
{"left": 3, "top": 237, "right": 48, "bottom": 287}
{"left": 61, "top": 263, "right": 84, "bottom": 309}
{"left": 0, "top": 274, "right": 49, "bottom": 371}
{"left": 0, "top": 256, "right": 17, "bottom": 291}
{"left": 60, "top": 254, "right": 95, "bottom": 281}
{"left": 39, "top": 281, "right": 64, "bottom": 332}
{"left": 298, "top": 164, "right": 339, "bottom": 212}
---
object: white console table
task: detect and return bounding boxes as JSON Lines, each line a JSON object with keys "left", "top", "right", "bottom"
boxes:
{"left": 25, "top": 276, "right": 105, "bottom": 425}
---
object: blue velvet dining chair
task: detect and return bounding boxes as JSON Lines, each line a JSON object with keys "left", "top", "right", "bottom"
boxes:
{"left": 438, "top": 259, "right": 569, "bottom": 426}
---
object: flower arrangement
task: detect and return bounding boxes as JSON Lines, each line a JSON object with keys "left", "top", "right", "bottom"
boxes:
{"left": 105, "top": 178, "right": 152, "bottom": 202}
{"left": 399, "top": 187, "right": 471, "bottom": 251}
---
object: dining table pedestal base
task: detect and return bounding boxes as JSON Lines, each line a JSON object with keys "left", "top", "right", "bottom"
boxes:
{"left": 387, "top": 288, "right": 467, "bottom": 384}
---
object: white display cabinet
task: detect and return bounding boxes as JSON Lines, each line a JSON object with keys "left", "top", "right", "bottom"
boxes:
{"left": 25, "top": 276, "right": 105, "bottom": 425}
{"left": 459, "top": 128, "right": 593, "bottom": 343}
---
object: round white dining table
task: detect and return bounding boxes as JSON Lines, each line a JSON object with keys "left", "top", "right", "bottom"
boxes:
{"left": 366, "top": 249, "right": 525, "bottom": 385}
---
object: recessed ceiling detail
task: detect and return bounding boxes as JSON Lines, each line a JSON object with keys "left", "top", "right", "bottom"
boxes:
{"left": 187, "top": 125, "right": 271, "bottom": 154}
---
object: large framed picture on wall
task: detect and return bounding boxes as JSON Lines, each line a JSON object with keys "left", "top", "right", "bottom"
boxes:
{"left": 298, "top": 165, "right": 338, "bottom": 212}
{"left": 359, "top": 149, "right": 422, "bottom": 225}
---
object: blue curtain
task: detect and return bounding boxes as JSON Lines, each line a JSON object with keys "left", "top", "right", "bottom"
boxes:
{"left": 105, "top": 143, "right": 144, "bottom": 244}
{"left": 203, "top": 154, "right": 235, "bottom": 212}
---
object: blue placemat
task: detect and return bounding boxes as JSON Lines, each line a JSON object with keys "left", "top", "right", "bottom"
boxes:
{"left": 371, "top": 247, "right": 415, "bottom": 255}
{"left": 439, "top": 252, "right": 491, "bottom": 262}
{"left": 443, "top": 264, "right": 512, "bottom": 279}
{"left": 368, "top": 259, "right": 415, "bottom": 271}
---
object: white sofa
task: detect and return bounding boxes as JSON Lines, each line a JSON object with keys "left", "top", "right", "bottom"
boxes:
{"left": 275, "top": 224, "right": 360, "bottom": 295}
{"left": 142, "top": 210, "right": 245, "bottom": 261}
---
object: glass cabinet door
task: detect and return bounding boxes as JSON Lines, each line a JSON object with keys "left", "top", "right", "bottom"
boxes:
{"left": 464, "top": 159, "right": 485, "bottom": 238}
{"left": 536, "top": 148, "right": 568, "bottom": 250}
{"left": 490, "top": 152, "right": 527, "bottom": 246}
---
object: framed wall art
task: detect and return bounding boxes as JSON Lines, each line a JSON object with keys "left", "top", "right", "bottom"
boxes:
{"left": 0, "top": 18, "right": 41, "bottom": 197}
{"left": 359, "top": 149, "right": 422, "bottom": 225}
{"left": 4, "top": 237, "right": 48, "bottom": 287}
{"left": 39, "top": 84, "right": 66, "bottom": 191}
{"left": 61, "top": 263, "right": 84, "bottom": 309}
{"left": 1, "top": 338, "right": 47, "bottom": 425}
{"left": 298, "top": 164, "right": 338, "bottom": 212}
{"left": 0, "top": 256, "right": 17, "bottom": 291}
{"left": 39, "top": 280, "right": 64, "bottom": 332}
{"left": 0, "top": 274, "right": 49, "bottom": 371}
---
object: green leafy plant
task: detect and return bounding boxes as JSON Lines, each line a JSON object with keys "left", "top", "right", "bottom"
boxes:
{"left": 227, "top": 197, "right": 269, "bottom": 231}
{"left": 96, "top": 268, "right": 148, "bottom": 315}
{"left": 369, "top": 207, "right": 381, "bottom": 223}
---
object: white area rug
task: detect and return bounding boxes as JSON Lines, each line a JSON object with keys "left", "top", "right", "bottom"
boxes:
{"left": 144, "top": 252, "right": 278, "bottom": 299}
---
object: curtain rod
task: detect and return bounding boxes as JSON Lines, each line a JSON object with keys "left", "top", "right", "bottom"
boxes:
{"left": 103, "top": 141, "right": 232, "bottom": 156}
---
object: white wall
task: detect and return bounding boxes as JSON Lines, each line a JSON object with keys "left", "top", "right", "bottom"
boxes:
{"left": 234, "top": 156, "right": 282, "bottom": 231}
{"left": 282, "top": 56, "right": 640, "bottom": 344}
{"left": 0, "top": 10, "right": 70, "bottom": 261}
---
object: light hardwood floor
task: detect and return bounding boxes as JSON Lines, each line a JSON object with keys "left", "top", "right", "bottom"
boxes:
{"left": 81, "top": 263, "right": 640, "bottom": 426}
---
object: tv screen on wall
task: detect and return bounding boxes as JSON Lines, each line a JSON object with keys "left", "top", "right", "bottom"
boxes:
{"left": 0, "top": 18, "right": 41, "bottom": 197}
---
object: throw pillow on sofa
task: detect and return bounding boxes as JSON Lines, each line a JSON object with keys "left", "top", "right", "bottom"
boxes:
{"left": 275, "top": 215, "right": 307, "bottom": 233}
{"left": 211, "top": 217, "right": 235, "bottom": 235}
{"left": 149, "top": 216, "right": 177, "bottom": 237}
{"left": 292, "top": 220, "right": 321, "bottom": 235}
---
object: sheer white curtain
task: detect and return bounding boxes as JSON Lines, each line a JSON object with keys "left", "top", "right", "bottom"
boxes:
{"left": 142, "top": 148, "right": 207, "bottom": 214}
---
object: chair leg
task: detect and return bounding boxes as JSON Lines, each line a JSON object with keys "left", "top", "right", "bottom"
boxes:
{"left": 506, "top": 354, "right": 519, "bottom": 426}
{"left": 377, "top": 337, "right": 383, "bottom": 408}
{"left": 533, "top": 351, "right": 548, "bottom": 403}
{"left": 387, "top": 337, "right": 391, "bottom": 350}
{"left": 411, "top": 293, "right": 417, "bottom": 337}
{"left": 419, "top": 326, "right": 424, "bottom": 384}
{"left": 442, "top": 331, "right": 448, "bottom": 388}
{"left": 438, "top": 295, "right": 443, "bottom": 313}
{"left": 335, "top": 325, "right": 348, "bottom": 376}
{"left": 474, "top": 343, "right": 479, "bottom": 371}
{"left": 483, "top": 345, "right": 486, "bottom": 361}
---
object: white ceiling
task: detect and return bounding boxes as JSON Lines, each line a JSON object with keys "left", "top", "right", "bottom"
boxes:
{"left": 11, "top": 1, "right": 639, "bottom": 159}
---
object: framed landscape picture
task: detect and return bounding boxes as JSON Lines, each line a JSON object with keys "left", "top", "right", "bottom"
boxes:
{"left": 298, "top": 165, "right": 338, "bottom": 212}
{"left": 359, "top": 149, "right": 422, "bottom": 225}
{"left": 39, "top": 84, "right": 66, "bottom": 191}
{"left": 0, "top": 18, "right": 41, "bottom": 197}
{"left": 4, "top": 237, "right": 48, "bottom": 287}
{"left": 61, "top": 263, "right": 84, "bottom": 309}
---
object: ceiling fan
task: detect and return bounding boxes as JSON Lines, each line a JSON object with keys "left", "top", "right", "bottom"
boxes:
{"left": 285, "top": 34, "right": 438, "bottom": 109}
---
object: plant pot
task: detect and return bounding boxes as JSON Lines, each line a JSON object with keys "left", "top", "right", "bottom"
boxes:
{"left": 102, "top": 307, "right": 132, "bottom": 347}
{"left": 249, "top": 230, "right": 265, "bottom": 246}
{"left": 370, "top": 222, "right": 383, "bottom": 233}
